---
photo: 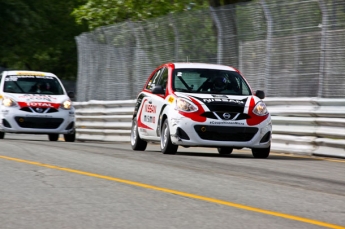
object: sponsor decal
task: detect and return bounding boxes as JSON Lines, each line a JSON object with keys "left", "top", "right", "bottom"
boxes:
{"left": 210, "top": 121, "right": 244, "bottom": 125}
{"left": 203, "top": 98, "right": 244, "bottom": 104}
{"left": 17, "top": 101, "right": 60, "bottom": 109}
{"left": 18, "top": 94, "right": 57, "bottom": 101}
{"left": 29, "top": 102, "right": 53, "bottom": 107}
{"left": 211, "top": 94, "right": 228, "bottom": 98}
{"left": 1, "top": 110, "right": 9, "bottom": 115}
{"left": 144, "top": 104, "right": 157, "bottom": 113}
{"left": 144, "top": 115, "right": 156, "bottom": 123}
{"left": 168, "top": 96, "right": 174, "bottom": 104}
{"left": 25, "top": 115, "right": 53, "bottom": 118}
{"left": 16, "top": 72, "right": 45, "bottom": 76}
{"left": 137, "top": 99, "right": 153, "bottom": 130}
{"left": 139, "top": 128, "right": 148, "bottom": 135}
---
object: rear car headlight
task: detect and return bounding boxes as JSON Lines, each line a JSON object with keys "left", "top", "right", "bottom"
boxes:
{"left": 61, "top": 99, "right": 72, "bottom": 110}
{"left": 253, "top": 101, "right": 268, "bottom": 116}
{"left": 2, "top": 97, "right": 17, "bottom": 107}
{"left": 176, "top": 97, "right": 198, "bottom": 112}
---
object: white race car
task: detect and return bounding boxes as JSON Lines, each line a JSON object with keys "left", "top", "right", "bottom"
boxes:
{"left": 0, "top": 70, "right": 76, "bottom": 141}
{"left": 130, "top": 63, "right": 272, "bottom": 158}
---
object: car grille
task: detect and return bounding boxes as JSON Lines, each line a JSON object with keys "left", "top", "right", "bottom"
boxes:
{"left": 20, "top": 107, "right": 58, "bottom": 113}
{"left": 205, "top": 104, "right": 244, "bottom": 113}
{"left": 15, "top": 117, "right": 64, "bottom": 129}
{"left": 194, "top": 125, "right": 258, "bottom": 142}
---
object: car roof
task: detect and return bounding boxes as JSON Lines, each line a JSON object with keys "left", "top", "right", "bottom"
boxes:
{"left": 2, "top": 70, "right": 57, "bottom": 77}
{"left": 172, "top": 62, "right": 237, "bottom": 71}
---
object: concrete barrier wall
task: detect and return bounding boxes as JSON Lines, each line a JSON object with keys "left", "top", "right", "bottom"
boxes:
{"left": 74, "top": 98, "right": 345, "bottom": 158}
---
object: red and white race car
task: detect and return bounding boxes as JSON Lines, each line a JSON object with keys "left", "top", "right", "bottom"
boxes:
{"left": 0, "top": 70, "right": 76, "bottom": 141}
{"left": 130, "top": 63, "right": 272, "bottom": 158}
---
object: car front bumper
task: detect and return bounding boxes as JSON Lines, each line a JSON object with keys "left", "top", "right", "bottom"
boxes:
{"left": 169, "top": 116, "right": 272, "bottom": 149}
{"left": 0, "top": 107, "right": 75, "bottom": 134}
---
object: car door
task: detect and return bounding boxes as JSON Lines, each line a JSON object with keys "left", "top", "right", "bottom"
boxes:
{"left": 138, "top": 67, "right": 166, "bottom": 140}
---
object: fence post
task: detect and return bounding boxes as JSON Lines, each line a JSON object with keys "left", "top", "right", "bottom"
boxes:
{"left": 260, "top": 0, "right": 272, "bottom": 96}
{"left": 318, "top": 0, "right": 328, "bottom": 98}
{"left": 210, "top": 7, "right": 223, "bottom": 64}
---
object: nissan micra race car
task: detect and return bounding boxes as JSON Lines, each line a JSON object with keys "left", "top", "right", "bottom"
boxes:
{"left": 130, "top": 63, "right": 272, "bottom": 158}
{"left": 0, "top": 70, "right": 76, "bottom": 142}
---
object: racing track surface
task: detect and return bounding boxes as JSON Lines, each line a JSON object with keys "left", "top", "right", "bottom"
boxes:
{"left": 0, "top": 134, "right": 344, "bottom": 229}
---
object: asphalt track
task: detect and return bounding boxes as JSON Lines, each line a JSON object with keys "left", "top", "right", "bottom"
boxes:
{"left": 0, "top": 134, "right": 344, "bottom": 229}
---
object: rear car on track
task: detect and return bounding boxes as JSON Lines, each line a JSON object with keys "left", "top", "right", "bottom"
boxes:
{"left": 130, "top": 63, "right": 272, "bottom": 158}
{"left": 0, "top": 70, "right": 76, "bottom": 142}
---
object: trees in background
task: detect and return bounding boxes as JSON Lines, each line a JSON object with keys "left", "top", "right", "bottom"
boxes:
{"left": 0, "top": 0, "right": 88, "bottom": 79}
{"left": 73, "top": 0, "right": 252, "bottom": 30}
{"left": 1, "top": 0, "right": 251, "bottom": 80}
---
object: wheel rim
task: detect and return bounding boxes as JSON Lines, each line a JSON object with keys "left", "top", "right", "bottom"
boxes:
{"left": 131, "top": 121, "right": 137, "bottom": 145}
{"left": 161, "top": 122, "right": 168, "bottom": 149}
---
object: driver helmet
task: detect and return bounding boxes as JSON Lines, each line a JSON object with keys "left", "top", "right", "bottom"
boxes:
{"left": 213, "top": 76, "right": 229, "bottom": 90}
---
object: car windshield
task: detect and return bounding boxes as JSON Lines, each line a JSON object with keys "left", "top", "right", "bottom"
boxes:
{"left": 3, "top": 75, "right": 64, "bottom": 95}
{"left": 173, "top": 69, "right": 252, "bottom": 95}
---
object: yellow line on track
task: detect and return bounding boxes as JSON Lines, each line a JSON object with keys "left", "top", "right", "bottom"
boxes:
{"left": 0, "top": 155, "right": 344, "bottom": 229}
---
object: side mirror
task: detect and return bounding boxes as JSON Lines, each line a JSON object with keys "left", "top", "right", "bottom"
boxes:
{"left": 68, "top": 91, "right": 75, "bottom": 99}
{"left": 151, "top": 85, "right": 165, "bottom": 95}
{"left": 255, "top": 90, "right": 265, "bottom": 99}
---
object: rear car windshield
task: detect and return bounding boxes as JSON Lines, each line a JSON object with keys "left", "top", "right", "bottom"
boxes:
{"left": 3, "top": 75, "right": 64, "bottom": 95}
{"left": 173, "top": 69, "right": 252, "bottom": 95}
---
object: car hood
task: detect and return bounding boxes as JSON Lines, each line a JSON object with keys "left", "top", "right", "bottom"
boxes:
{"left": 2, "top": 93, "right": 69, "bottom": 109}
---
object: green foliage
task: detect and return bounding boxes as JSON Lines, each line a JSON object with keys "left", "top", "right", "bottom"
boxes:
{"left": 72, "top": 0, "right": 209, "bottom": 30}
{"left": 0, "top": 0, "right": 88, "bottom": 80}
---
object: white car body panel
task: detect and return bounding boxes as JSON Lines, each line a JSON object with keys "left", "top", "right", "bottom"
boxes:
{"left": 131, "top": 62, "right": 272, "bottom": 156}
{"left": 0, "top": 70, "right": 75, "bottom": 135}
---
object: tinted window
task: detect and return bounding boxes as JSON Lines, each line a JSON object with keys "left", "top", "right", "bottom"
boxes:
{"left": 146, "top": 69, "right": 162, "bottom": 90}
{"left": 173, "top": 69, "right": 252, "bottom": 95}
{"left": 157, "top": 68, "right": 168, "bottom": 91}
{"left": 3, "top": 75, "right": 65, "bottom": 95}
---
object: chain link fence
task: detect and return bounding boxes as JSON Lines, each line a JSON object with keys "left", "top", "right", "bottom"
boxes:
{"left": 75, "top": 0, "right": 345, "bottom": 101}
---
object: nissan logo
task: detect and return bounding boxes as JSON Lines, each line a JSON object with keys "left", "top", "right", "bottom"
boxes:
{"left": 223, "top": 113, "right": 231, "bottom": 119}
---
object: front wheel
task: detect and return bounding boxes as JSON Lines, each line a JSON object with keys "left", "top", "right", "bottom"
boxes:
{"left": 161, "top": 119, "right": 178, "bottom": 154}
{"left": 64, "top": 132, "right": 76, "bottom": 142}
{"left": 48, "top": 134, "right": 59, "bottom": 141}
{"left": 130, "top": 119, "right": 147, "bottom": 151}
{"left": 217, "top": 147, "right": 233, "bottom": 155}
{"left": 252, "top": 146, "right": 270, "bottom": 158}
{"left": 0, "top": 132, "right": 5, "bottom": 139}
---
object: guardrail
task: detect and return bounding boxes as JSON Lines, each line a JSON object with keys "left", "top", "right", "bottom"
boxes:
{"left": 74, "top": 98, "right": 345, "bottom": 158}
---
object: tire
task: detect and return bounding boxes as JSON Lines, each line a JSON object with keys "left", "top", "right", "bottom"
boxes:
{"left": 0, "top": 132, "right": 5, "bottom": 139}
{"left": 48, "top": 134, "right": 59, "bottom": 141}
{"left": 130, "top": 119, "right": 147, "bottom": 151}
{"left": 252, "top": 146, "right": 270, "bottom": 158}
{"left": 64, "top": 132, "right": 76, "bottom": 142}
{"left": 217, "top": 147, "right": 233, "bottom": 155}
{"left": 160, "top": 119, "right": 178, "bottom": 154}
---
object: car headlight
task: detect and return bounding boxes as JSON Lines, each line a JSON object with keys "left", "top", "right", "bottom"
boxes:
{"left": 2, "top": 97, "right": 17, "bottom": 107}
{"left": 253, "top": 101, "right": 268, "bottom": 116}
{"left": 61, "top": 99, "right": 72, "bottom": 110}
{"left": 176, "top": 97, "right": 198, "bottom": 112}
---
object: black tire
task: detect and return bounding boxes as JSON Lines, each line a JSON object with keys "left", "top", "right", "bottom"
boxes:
{"left": 48, "top": 134, "right": 59, "bottom": 141}
{"left": 64, "top": 132, "right": 76, "bottom": 142}
{"left": 160, "top": 119, "right": 178, "bottom": 154}
{"left": 0, "top": 132, "right": 5, "bottom": 139}
{"left": 130, "top": 119, "right": 147, "bottom": 151}
{"left": 217, "top": 147, "right": 233, "bottom": 155}
{"left": 252, "top": 146, "right": 270, "bottom": 158}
